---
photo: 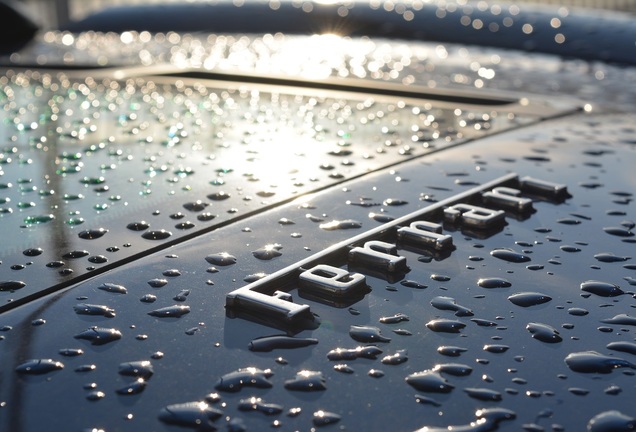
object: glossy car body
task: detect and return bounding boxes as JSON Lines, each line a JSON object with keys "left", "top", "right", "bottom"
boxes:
{"left": 0, "top": 1, "right": 635, "bottom": 431}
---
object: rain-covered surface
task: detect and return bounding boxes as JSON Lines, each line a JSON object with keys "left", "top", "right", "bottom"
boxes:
{"left": 0, "top": 110, "right": 634, "bottom": 431}
{"left": 1, "top": 0, "right": 636, "bottom": 431}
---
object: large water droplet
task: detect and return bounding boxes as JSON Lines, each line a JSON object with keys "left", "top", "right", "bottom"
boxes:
{"left": 78, "top": 228, "right": 108, "bottom": 240}
{"left": 15, "top": 359, "right": 64, "bottom": 375}
{"left": 327, "top": 346, "right": 383, "bottom": 361}
{"left": 74, "top": 304, "right": 116, "bottom": 318}
{"left": 142, "top": 230, "right": 172, "bottom": 240}
{"left": 238, "top": 397, "right": 283, "bottom": 415}
{"left": 312, "top": 410, "right": 341, "bottom": 427}
{"left": 119, "top": 360, "right": 154, "bottom": 379}
{"left": 507, "top": 292, "right": 552, "bottom": 307}
{"left": 580, "top": 280, "right": 624, "bottom": 297}
{"left": 158, "top": 401, "right": 222, "bottom": 430}
{"left": 426, "top": 319, "right": 466, "bottom": 333}
{"left": 147, "top": 305, "right": 190, "bottom": 318}
{"left": 252, "top": 244, "right": 283, "bottom": 260}
{"left": 464, "top": 387, "right": 502, "bottom": 401}
{"left": 565, "top": 351, "right": 636, "bottom": 373}
{"left": 98, "top": 282, "right": 127, "bottom": 294}
{"left": 249, "top": 335, "right": 318, "bottom": 352}
{"left": 349, "top": 325, "right": 391, "bottom": 343}
{"left": 284, "top": 370, "right": 327, "bottom": 391}
{"left": 405, "top": 370, "right": 454, "bottom": 393}
{"left": 431, "top": 296, "right": 473, "bottom": 317}
{"left": 477, "top": 277, "right": 512, "bottom": 288}
{"left": 0, "top": 280, "right": 26, "bottom": 291}
{"left": 205, "top": 253, "right": 237, "bottom": 266}
{"left": 215, "top": 367, "right": 274, "bottom": 392}
{"left": 490, "top": 248, "right": 531, "bottom": 263}
{"left": 587, "top": 411, "right": 636, "bottom": 432}
{"left": 319, "top": 219, "right": 362, "bottom": 231}
{"left": 381, "top": 350, "right": 408, "bottom": 365}
{"left": 74, "top": 327, "right": 122, "bottom": 345}
{"left": 526, "top": 322, "right": 562, "bottom": 343}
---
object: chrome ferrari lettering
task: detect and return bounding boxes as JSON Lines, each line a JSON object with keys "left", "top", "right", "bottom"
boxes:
{"left": 520, "top": 176, "right": 569, "bottom": 200}
{"left": 397, "top": 221, "right": 453, "bottom": 251}
{"left": 226, "top": 289, "right": 312, "bottom": 323}
{"left": 225, "top": 173, "right": 570, "bottom": 331}
{"left": 299, "top": 265, "right": 366, "bottom": 297}
{"left": 482, "top": 187, "right": 533, "bottom": 212}
{"left": 348, "top": 241, "right": 408, "bottom": 273}
{"left": 444, "top": 203, "right": 505, "bottom": 229}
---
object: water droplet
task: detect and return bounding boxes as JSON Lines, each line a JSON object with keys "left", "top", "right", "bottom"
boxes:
{"left": 98, "top": 283, "right": 127, "bottom": 294}
{"left": 142, "top": 230, "right": 172, "bottom": 240}
{"left": 87, "top": 255, "right": 108, "bottom": 264}
{"left": 594, "top": 253, "right": 630, "bottom": 263}
{"left": 606, "top": 341, "right": 636, "bottom": 355}
{"left": 601, "top": 314, "right": 636, "bottom": 326}
{"left": 484, "top": 344, "right": 510, "bottom": 353}
{"left": 215, "top": 367, "right": 274, "bottom": 392}
{"left": 508, "top": 292, "right": 552, "bottom": 307}
{"left": 24, "top": 214, "right": 55, "bottom": 225}
{"left": 319, "top": 219, "right": 362, "bottom": 231}
{"left": 197, "top": 212, "right": 217, "bottom": 222}
{"left": 379, "top": 313, "right": 410, "bottom": 324}
{"left": 78, "top": 228, "right": 108, "bottom": 240}
{"left": 238, "top": 397, "right": 283, "bottom": 415}
{"left": 526, "top": 322, "right": 562, "bottom": 343}
{"left": 163, "top": 269, "right": 181, "bottom": 277}
{"left": 333, "top": 364, "right": 354, "bottom": 374}
{"left": 568, "top": 308, "right": 589, "bottom": 316}
{"left": 381, "top": 350, "right": 408, "bottom": 365}
{"left": 22, "top": 248, "right": 43, "bottom": 257}
{"left": 140, "top": 294, "right": 157, "bottom": 303}
{"left": 464, "top": 387, "right": 502, "bottom": 401}
{"left": 63, "top": 250, "right": 89, "bottom": 259}
{"left": 312, "top": 410, "right": 341, "bottom": 427}
{"left": 491, "top": 248, "right": 531, "bottom": 263}
{"left": 477, "top": 277, "right": 512, "bottom": 288}
{"left": 368, "top": 368, "right": 384, "bottom": 378}
{"left": 207, "top": 191, "right": 230, "bottom": 201}
{"left": 175, "top": 221, "right": 195, "bottom": 230}
{"left": 252, "top": 244, "right": 283, "bottom": 260}
{"left": 400, "top": 280, "right": 427, "bottom": 289}
{"left": 437, "top": 346, "right": 467, "bottom": 357}
{"left": 59, "top": 348, "right": 83, "bottom": 357}
{"left": 0, "top": 280, "right": 26, "bottom": 291}
{"left": 580, "top": 280, "right": 624, "bottom": 297}
{"left": 183, "top": 201, "right": 208, "bottom": 212}
{"left": 284, "top": 370, "right": 326, "bottom": 391}
{"left": 431, "top": 296, "right": 473, "bottom": 317}
{"left": 587, "top": 410, "right": 636, "bottom": 432}
{"left": 248, "top": 335, "right": 318, "bottom": 352}
{"left": 349, "top": 325, "right": 391, "bottom": 343}
{"left": 565, "top": 351, "right": 636, "bottom": 373}
{"left": 557, "top": 218, "right": 581, "bottom": 225}
{"left": 119, "top": 360, "right": 154, "bottom": 379}
{"left": 430, "top": 274, "right": 451, "bottom": 282}
{"left": 327, "top": 346, "right": 383, "bottom": 361}
{"left": 425, "top": 408, "right": 517, "bottom": 431}
{"left": 127, "top": 221, "right": 150, "bottom": 231}
{"left": 405, "top": 370, "right": 454, "bottom": 393}
{"left": 158, "top": 401, "right": 222, "bottom": 429}
{"left": 205, "top": 253, "right": 237, "bottom": 266}
{"left": 74, "top": 327, "right": 122, "bottom": 345}
{"left": 603, "top": 227, "right": 634, "bottom": 237}
{"left": 426, "top": 319, "right": 466, "bottom": 333}
{"left": 147, "top": 305, "right": 190, "bottom": 318}
{"left": 15, "top": 359, "right": 64, "bottom": 375}
{"left": 74, "top": 304, "right": 116, "bottom": 318}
